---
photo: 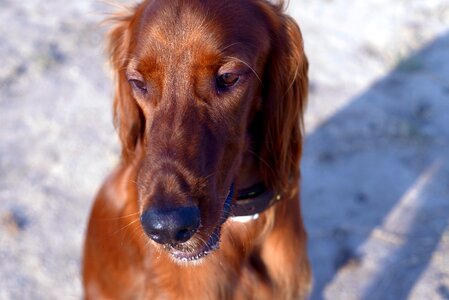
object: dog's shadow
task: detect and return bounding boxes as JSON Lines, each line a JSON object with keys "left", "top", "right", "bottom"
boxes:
{"left": 303, "top": 31, "right": 449, "bottom": 300}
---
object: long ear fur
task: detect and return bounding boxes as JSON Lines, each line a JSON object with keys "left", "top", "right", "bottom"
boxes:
{"left": 260, "top": 8, "right": 308, "bottom": 191}
{"left": 107, "top": 9, "right": 144, "bottom": 161}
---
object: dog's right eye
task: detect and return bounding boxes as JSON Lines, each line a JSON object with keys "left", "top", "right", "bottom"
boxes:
{"left": 128, "top": 79, "right": 148, "bottom": 94}
{"left": 217, "top": 73, "right": 239, "bottom": 89}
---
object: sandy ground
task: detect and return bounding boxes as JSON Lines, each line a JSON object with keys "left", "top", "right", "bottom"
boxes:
{"left": 1, "top": 0, "right": 448, "bottom": 299}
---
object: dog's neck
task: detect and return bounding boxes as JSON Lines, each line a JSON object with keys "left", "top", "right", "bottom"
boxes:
{"left": 230, "top": 151, "right": 282, "bottom": 221}
{"left": 235, "top": 150, "right": 263, "bottom": 189}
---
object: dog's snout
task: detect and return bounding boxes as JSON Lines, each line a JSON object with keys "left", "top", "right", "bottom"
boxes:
{"left": 141, "top": 206, "right": 200, "bottom": 244}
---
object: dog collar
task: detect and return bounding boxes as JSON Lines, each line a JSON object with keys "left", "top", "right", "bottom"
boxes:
{"left": 231, "top": 182, "right": 281, "bottom": 222}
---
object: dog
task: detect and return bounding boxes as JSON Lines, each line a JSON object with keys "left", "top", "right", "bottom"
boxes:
{"left": 83, "top": 0, "right": 311, "bottom": 299}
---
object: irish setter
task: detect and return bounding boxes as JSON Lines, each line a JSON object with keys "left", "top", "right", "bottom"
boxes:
{"left": 83, "top": 0, "right": 311, "bottom": 299}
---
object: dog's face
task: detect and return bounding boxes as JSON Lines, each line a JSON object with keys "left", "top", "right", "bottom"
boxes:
{"left": 110, "top": 0, "right": 307, "bottom": 263}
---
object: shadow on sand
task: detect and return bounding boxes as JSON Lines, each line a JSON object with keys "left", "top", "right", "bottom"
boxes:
{"left": 303, "top": 31, "right": 449, "bottom": 300}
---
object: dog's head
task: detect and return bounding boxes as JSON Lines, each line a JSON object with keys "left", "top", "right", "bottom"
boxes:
{"left": 108, "top": 0, "right": 307, "bottom": 263}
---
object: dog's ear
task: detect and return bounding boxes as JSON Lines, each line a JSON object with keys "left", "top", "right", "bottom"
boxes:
{"left": 108, "top": 10, "right": 144, "bottom": 161}
{"left": 260, "top": 12, "right": 308, "bottom": 190}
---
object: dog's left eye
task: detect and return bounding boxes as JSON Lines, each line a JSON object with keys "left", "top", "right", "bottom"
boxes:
{"left": 217, "top": 73, "right": 239, "bottom": 89}
{"left": 129, "top": 79, "right": 148, "bottom": 94}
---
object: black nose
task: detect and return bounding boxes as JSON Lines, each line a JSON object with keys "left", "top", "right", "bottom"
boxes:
{"left": 140, "top": 206, "right": 200, "bottom": 244}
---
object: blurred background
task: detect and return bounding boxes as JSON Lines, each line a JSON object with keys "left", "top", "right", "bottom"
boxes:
{"left": 1, "top": 0, "right": 448, "bottom": 299}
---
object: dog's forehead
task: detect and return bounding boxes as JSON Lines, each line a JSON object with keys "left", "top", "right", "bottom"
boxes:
{"left": 140, "top": 1, "right": 216, "bottom": 49}
{"left": 132, "top": 0, "right": 271, "bottom": 62}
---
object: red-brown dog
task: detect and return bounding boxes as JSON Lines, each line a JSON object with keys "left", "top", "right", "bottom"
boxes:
{"left": 83, "top": 0, "right": 311, "bottom": 299}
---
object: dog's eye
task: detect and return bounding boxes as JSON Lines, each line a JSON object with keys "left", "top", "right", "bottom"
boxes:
{"left": 129, "top": 79, "right": 148, "bottom": 94}
{"left": 217, "top": 73, "right": 239, "bottom": 89}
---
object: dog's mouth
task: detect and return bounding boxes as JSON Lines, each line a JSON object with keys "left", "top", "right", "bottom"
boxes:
{"left": 165, "top": 186, "right": 234, "bottom": 262}
{"left": 165, "top": 225, "right": 221, "bottom": 262}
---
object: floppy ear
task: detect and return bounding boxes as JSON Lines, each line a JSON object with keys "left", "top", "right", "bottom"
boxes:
{"left": 260, "top": 13, "right": 308, "bottom": 191}
{"left": 107, "top": 10, "right": 144, "bottom": 161}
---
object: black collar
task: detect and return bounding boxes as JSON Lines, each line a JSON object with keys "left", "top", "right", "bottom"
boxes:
{"left": 232, "top": 182, "right": 281, "bottom": 217}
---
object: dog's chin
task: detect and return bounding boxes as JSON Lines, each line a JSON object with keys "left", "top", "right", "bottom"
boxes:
{"left": 165, "top": 225, "right": 222, "bottom": 265}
